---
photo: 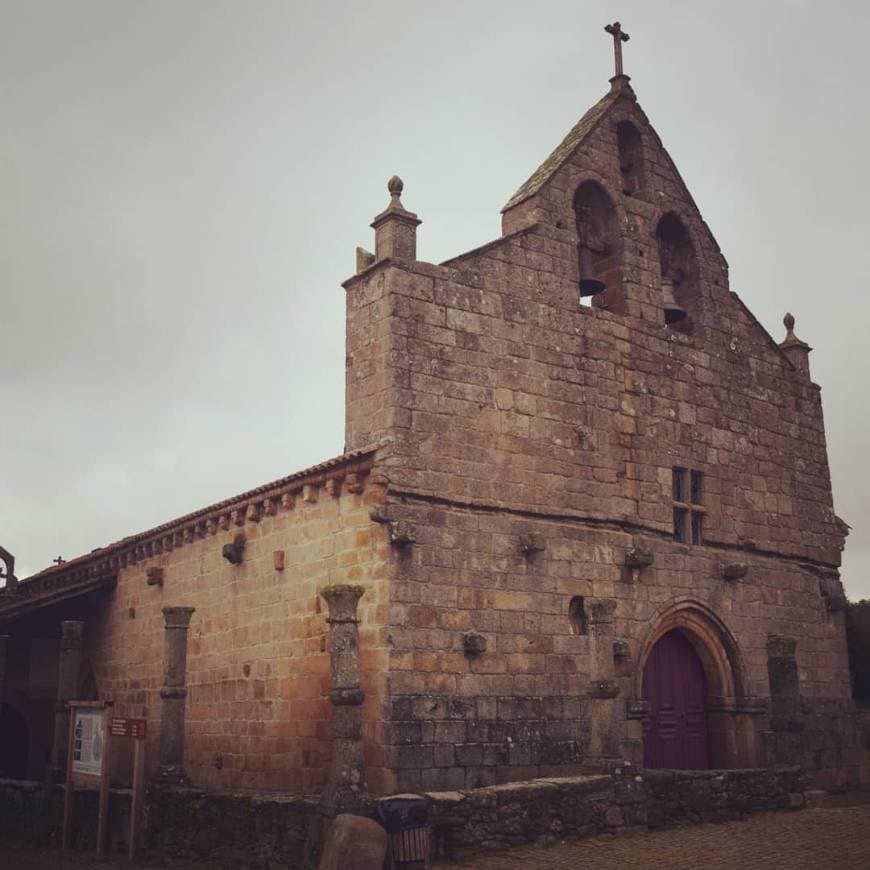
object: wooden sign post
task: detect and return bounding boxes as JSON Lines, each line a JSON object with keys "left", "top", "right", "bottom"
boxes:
{"left": 62, "top": 700, "right": 113, "bottom": 853}
{"left": 109, "top": 715, "right": 148, "bottom": 859}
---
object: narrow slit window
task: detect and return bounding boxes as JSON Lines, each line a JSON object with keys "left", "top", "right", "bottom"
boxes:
{"left": 673, "top": 465, "right": 704, "bottom": 546}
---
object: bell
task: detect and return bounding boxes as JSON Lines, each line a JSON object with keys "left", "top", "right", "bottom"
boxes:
{"left": 578, "top": 247, "right": 606, "bottom": 297}
{"left": 662, "top": 277, "right": 687, "bottom": 324}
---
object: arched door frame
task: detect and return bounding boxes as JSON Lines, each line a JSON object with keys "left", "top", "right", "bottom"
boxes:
{"left": 634, "top": 598, "right": 760, "bottom": 769}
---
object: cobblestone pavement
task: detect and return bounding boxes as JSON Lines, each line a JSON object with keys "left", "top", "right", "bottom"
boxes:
{"left": 4, "top": 804, "right": 870, "bottom": 869}
{"left": 0, "top": 843, "right": 226, "bottom": 870}
{"left": 435, "top": 805, "right": 870, "bottom": 870}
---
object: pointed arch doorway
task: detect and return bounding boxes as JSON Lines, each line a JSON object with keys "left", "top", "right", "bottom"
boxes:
{"left": 642, "top": 629, "right": 710, "bottom": 769}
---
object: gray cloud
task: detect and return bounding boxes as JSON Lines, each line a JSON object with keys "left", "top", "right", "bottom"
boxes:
{"left": 3, "top": 0, "right": 868, "bottom": 597}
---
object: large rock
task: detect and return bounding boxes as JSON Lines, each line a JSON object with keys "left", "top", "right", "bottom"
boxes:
{"left": 318, "top": 814, "right": 387, "bottom": 870}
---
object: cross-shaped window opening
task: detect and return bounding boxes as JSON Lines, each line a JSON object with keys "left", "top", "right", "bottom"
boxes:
{"left": 673, "top": 467, "right": 704, "bottom": 545}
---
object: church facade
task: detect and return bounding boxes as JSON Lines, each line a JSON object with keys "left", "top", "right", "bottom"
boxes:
{"left": 1, "top": 49, "right": 866, "bottom": 800}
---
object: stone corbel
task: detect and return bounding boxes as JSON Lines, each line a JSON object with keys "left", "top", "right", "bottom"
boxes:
{"left": 388, "top": 520, "right": 416, "bottom": 547}
{"left": 222, "top": 533, "right": 246, "bottom": 565}
{"left": 463, "top": 632, "right": 487, "bottom": 658}
{"left": 519, "top": 533, "right": 545, "bottom": 557}
{"left": 625, "top": 698, "right": 650, "bottom": 720}
{"left": 588, "top": 679, "right": 620, "bottom": 699}
{"left": 722, "top": 563, "right": 748, "bottom": 582}
{"left": 345, "top": 472, "right": 364, "bottom": 494}
{"left": 625, "top": 547, "right": 653, "bottom": 583}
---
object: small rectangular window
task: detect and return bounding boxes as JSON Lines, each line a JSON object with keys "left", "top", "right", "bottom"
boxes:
{"left": 690, "top": 471, "right": 703, "bottom": 505}
{"left": 691, "top": 512, "right": 703, "bottom": 545}
{"left": 673, "top": 508, "right": 687, "bottom": 543}
{"left": 672, "top": 467, "right": 686, "bottom": 503}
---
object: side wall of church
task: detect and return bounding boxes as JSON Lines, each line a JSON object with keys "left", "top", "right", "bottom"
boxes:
{"left": 81, "top": 472, "right": 393, "bottom": 793}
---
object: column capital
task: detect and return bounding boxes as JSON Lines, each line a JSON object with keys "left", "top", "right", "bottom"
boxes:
{"left": 162, "top": 606, "right": 195, "bottom": 629}
{"left": 60, "top": 620, "right": 85, "bottom": 650}
{"left": 320, "top": 584, "right": 365, "bottom": 623}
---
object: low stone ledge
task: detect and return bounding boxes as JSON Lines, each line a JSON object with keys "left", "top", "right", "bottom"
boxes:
{"left": 0, "top": 768, "right": 810, "bottom": 867}
{"left": 424, "top": 767, "right": 807, "bottom": 861}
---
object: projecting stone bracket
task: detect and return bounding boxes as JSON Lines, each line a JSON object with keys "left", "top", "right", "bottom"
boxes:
{"left": 588, "top": 679, "right": 620, "bottom": 699}
{"left": 625, "top": 699, "right": 651, "bottom": 719}
{"left": 722, "top": 562, "right": 748, "bottom": 582}
{"left": 463, "top": 631, "right": 487, "bottom": 658}
{"left": 625, "top": 548, "right": 654, "bottom": 569}
{"left": 388, "top": 520, "right": 416, "bottom": 547}
{"left": 222, "top": 533, "right": 246, "bottom": 565}
{"left": 612, "top": 640, "right": 630, "bottom": 661}
{"left": 369, "top": 509, "right": 415, "bottom": 546}
{"left": 519, "top": 533, "right": 545, "bottom": 557}
{"left": 146, "top": 567, "right": 164, "bottom": 587}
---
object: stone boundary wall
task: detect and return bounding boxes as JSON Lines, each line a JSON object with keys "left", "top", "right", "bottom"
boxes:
{"left": 1, "top": 768, "right": 806, "bottom": 868}
{"left": 426, "top": 767, "right": 806, "bottom": 861}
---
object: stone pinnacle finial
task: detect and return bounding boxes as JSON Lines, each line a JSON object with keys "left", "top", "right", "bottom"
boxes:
{"left": 779, "top": 311, "right": 812, "bottom": 375}
{"left": 370, "top": 174, "right": 421, "bottom": 263}
{"left": 388, "top": 175, "right": 404, "bottom": 198}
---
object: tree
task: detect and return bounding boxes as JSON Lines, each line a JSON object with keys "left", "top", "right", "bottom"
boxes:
{"left": 845, "top": 599, "right": 870, "bottom": 703}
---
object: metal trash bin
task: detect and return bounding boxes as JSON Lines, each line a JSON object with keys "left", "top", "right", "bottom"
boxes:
{"left": 377, "top": 793, "right": 431, "bottom": 868}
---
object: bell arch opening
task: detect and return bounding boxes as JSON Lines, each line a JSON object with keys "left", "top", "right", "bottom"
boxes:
{"left": 655, "top": 212, "right": 700, "bottom": 333}
{"left": 636, "top": 601, "right": 758, "bottom": 770}
{"left": 573, "top": 180, "right": 624, "bottom": 313}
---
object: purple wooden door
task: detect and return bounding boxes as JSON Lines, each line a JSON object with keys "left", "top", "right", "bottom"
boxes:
{"left": 642, "top": 629, "right": 710, "bottom": 769}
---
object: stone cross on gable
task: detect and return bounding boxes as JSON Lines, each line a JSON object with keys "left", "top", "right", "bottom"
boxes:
{"left": 604, "top": 21, "right": 630, "bottom": 78}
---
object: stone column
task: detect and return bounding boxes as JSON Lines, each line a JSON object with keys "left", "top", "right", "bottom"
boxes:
{"left": 157, "top": 606, "right": 195, "bottom": 782}
{"left": 766, "top": 635, "right": 803, "bottom": 766}
{"left": 319, "top": 584, "right": 367, "bottom": 814}
{"left": 767, "top": 635, "right": 801, "bottom": 724}
{"left": 586, "top": 599, "right": 621, "bottom": 766}
{"left": 51, "top": 620, "right": 84, "bottom": 778}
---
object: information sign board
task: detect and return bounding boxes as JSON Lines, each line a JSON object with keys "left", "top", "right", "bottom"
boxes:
{"left": 110, "top": 717, "right": 147, "bottom": 739}
{"left": 72, "top": 708, "right": 107, "bottom": 778}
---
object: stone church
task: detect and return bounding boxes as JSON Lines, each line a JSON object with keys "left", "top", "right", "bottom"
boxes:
{"left": 1, "top": 25, "right": 866, "bottom": 810}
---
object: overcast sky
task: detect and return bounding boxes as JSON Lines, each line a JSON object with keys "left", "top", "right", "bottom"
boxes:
{"left": 2, "top": 1, "right": 869, "bottom": 598}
